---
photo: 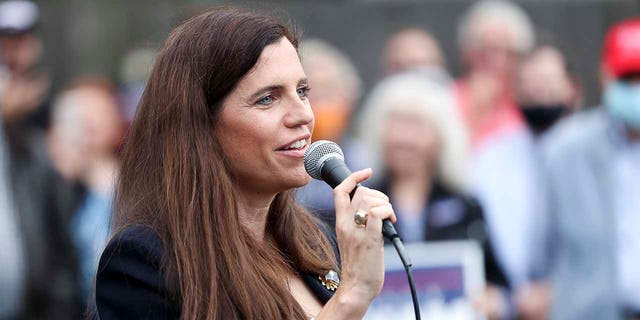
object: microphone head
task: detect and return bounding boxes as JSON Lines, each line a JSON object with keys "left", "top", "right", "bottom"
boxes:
{"left": 304, "top": 140, "right": 344, "bottom": 180}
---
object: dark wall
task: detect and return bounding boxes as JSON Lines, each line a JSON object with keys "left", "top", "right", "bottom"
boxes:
{"left": 34, "top": 0, "right": 640, "bottom": 106}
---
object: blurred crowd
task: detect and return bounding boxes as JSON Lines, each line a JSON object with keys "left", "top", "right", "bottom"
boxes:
{"left": 0, "top": 0, "right": 638, "bottom": 319}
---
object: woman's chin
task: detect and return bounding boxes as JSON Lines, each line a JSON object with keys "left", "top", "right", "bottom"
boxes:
{"left": 294, "top": 174, "right": 313, "bottom": 188}
{"left": 285, "top": 171, "right": 313, "bottom": 189}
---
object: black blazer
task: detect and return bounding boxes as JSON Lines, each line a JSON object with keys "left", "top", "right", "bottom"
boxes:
{"left": 95, "top": 225, "right": 338, "bottom": 319}
{"left": 5, "top": 124, "right": 84, "bottom": 319}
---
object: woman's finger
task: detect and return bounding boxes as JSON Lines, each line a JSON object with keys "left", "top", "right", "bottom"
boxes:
{"left": 365, "top": 201, "right": 396, "bottom": 224}
{"left": 345, "top": 189, "right": 388, "bottom": 230}
{"left": 365, "top": 188, "right": 390, "bottom": 202}
{"left": 333, "top": 169, "right": 372, "bottom": 206}
{"left": 365, "top": 204, "right": 395, "bottom": 236}
{"left": 358, "top": 195, "right": 387, "bottom": 211}
{"left": 334, "top": 168, "right": 372, "bottom": 224}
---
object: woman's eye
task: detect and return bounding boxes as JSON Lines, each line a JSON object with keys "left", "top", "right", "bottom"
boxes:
{"left": 297, "top": 86, "right": 311, "bottom": 98}
{"left": 257, "top": 95, "right": 274, "bottom": 105}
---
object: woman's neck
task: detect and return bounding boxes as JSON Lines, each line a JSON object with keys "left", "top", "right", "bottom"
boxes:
{"left": 235, "top": 188, "right": 276, "bottom": 241}
{"left": 82, "top": 154, "right": 119, "bottom": 196}
{"left": 389, "top": 171, "right": 433, "bottom": 214}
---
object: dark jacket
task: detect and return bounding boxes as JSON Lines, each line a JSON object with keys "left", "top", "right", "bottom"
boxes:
{"left": 95, "top": 225, "right": 339, "bottom": 319}
{"left": 5, "top": 123, "right": 84, "bottom": 319}
{"left": 376, "top": 180, "right": 510, "bottom": 288}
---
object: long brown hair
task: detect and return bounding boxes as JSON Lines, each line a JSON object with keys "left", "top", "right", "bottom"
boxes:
{"left": 113, "top": 7, "right": 337, "bottom": 320}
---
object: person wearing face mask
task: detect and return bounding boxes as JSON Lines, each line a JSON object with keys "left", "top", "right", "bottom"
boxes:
{"left": 507, "top": 43, "right": 584, "bottom": 320}
{"left": 535, "top": 18, "right": 640, "bottom": 320}
{"left": 517, "top": 44, "right": 582, "bottom": 135}
{"left": 455, "top": 5, "right": 549, "bottom": 317}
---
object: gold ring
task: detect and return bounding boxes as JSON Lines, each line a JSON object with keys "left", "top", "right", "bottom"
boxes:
{"left": 354, "top": 210, "right": 368, "bottom": 227}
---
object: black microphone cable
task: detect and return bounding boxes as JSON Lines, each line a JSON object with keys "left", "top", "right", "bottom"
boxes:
{"left": 389, "top": 229, "right": 420, "bottom": 320}
{"left": 351, "top": 187, "right": 420, "bottom": 320}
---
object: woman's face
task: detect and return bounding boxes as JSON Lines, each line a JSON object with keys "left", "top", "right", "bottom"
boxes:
{"left": 382, "top": 111, "right": 440, "bottom": 178}
{"left": 215, "top": 37, "right": 314, "bottom": 194}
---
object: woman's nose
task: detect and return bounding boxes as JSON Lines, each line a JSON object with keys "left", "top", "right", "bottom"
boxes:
{"left": 284, "top": 95, "right": 314, "bottom": 128}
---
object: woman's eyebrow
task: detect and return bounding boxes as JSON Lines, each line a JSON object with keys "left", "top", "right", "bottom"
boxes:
{"left": 247, "top": 78, "right": 308, "bottom": 101}
{"left": 248, "top": 85, "right": 282, "bottom": 101}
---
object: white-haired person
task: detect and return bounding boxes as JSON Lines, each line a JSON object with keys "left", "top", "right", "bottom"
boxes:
{"left": 356, "top": 71, "right": 512, "bottom": 319}
{"left": 455, "top": 0, "right": 546, "bottom": 305}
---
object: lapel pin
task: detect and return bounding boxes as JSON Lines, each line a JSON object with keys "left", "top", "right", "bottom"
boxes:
{"left": 318, "top": 270, "right": 340, "bottom": 291}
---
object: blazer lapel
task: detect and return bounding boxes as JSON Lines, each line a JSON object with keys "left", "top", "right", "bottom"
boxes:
{"left": 302, "top": 272, "right": 336, "bottom": 304}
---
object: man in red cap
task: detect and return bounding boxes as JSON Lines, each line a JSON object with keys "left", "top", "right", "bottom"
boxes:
{"left": 603, "top": 19, "right": 640, "bottom": 133}
{"left": 534, "top": 18, "right": 640, "bottom": 320}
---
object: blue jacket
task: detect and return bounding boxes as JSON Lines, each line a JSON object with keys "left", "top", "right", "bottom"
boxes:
{"left": 539, "top": 108, "right": 624, "bottom": 320}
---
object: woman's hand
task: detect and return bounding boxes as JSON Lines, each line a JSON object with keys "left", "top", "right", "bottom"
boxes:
{"left": 317, "top": 168, "right": 397, "bottom": 319}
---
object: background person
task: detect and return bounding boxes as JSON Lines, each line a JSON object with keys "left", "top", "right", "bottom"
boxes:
{"left": 539, "top": 18, "right": 640, "bottom": 320}
{"left": 0, "top": 1, "right": 82, "bottom": 318}
{"left": 0, "top": 0, "right": 50, "bottom": 131}
{"left": 47, "top": 76, "right": 124, "bottom": 299}
{"left": 359, "top": 71, "right": 510, "bottom": 319}
{"left": 455, "top": 1, "right": 543, "bottom": 297}
{"left": 382, "top": 28, "right": 445, "bottom": 76}
{"left": 510, "top": 43, "right": 583, "bottom": 320}
{"left": 516, "top": 44, "right": 582, "bottom": 135}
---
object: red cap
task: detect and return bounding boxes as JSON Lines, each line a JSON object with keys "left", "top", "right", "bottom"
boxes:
{"left": 603, "top": 18, "right": 640, "bottom": 78}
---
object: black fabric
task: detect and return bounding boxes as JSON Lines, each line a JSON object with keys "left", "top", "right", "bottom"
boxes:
{"left": 519, "top": 105, "right": 567, "bottom": 134}
{"left": 95, "top": 225, "right": 338, "bottom": 319}
{"left": 375, "top": 180, "right": 510, "bottom": 288}
{"left": 4, "top": 123, "right": 84, "bottom": 319}
{"left": 301, "top": 273, "right": 335, "bottom": 305}
{"left": 95, "top": 226, "right": 180, "bottom": 320}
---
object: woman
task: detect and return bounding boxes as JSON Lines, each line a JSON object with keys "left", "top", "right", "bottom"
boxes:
{"left": 94, "top": 7, "right": 396, "bottom": 320}
{"left": 48, "top": 77, "right": 123, "bottom": 298}
{"left": 356, "top": 71, "right": 510, "bottom": 316}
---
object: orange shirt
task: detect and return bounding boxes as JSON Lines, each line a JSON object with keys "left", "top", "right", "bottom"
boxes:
{"left": 455, "top": 79, "right": 525, "bottom": 150}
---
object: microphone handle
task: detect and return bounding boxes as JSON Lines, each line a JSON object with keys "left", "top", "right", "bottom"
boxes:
{"left": 321, "top": 158, "right": 399, "bottom": 240}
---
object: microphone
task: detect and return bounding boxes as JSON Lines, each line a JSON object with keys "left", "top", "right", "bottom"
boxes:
{"left": 304, "top": 140, "right": 419, "bottom": 319}
{"left": 304, "top": 140, "right": 400, "bottom": 240}
{"left": 304, "top": 140, "right": 410, "bottom": 250}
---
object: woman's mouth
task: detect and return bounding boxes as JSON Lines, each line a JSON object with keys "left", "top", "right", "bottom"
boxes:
{"left": 276, "top": 139, "right": 308, "bottom": 158}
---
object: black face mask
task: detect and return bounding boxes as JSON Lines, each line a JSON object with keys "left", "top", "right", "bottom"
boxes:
{"left": 520, "top": 105, "right": 568, "bottom": 134}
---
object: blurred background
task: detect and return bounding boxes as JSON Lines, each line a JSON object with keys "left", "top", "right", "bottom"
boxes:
{"left": 35, "top": 0, "right": 638, "bottom": 106}
{"left": 1, "top": 0, "right": 639, "bottom": 319}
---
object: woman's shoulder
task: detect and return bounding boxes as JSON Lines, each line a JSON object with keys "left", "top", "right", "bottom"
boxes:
{"left": 95, "top": 225, "right": 180, "bottom": 319}
{"left": 101, "top": 225, "right": 165, "bottom": 263}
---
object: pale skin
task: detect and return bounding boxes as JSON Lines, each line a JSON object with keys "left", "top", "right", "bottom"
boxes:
{"left": 382, "top": 112, "right": 440, "bottom": 217}
{"left": 215, "top": 37, "right": 397, "bottom": 319}
{"left": 48, "top": 88, "right": 122, "bottom": 194}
